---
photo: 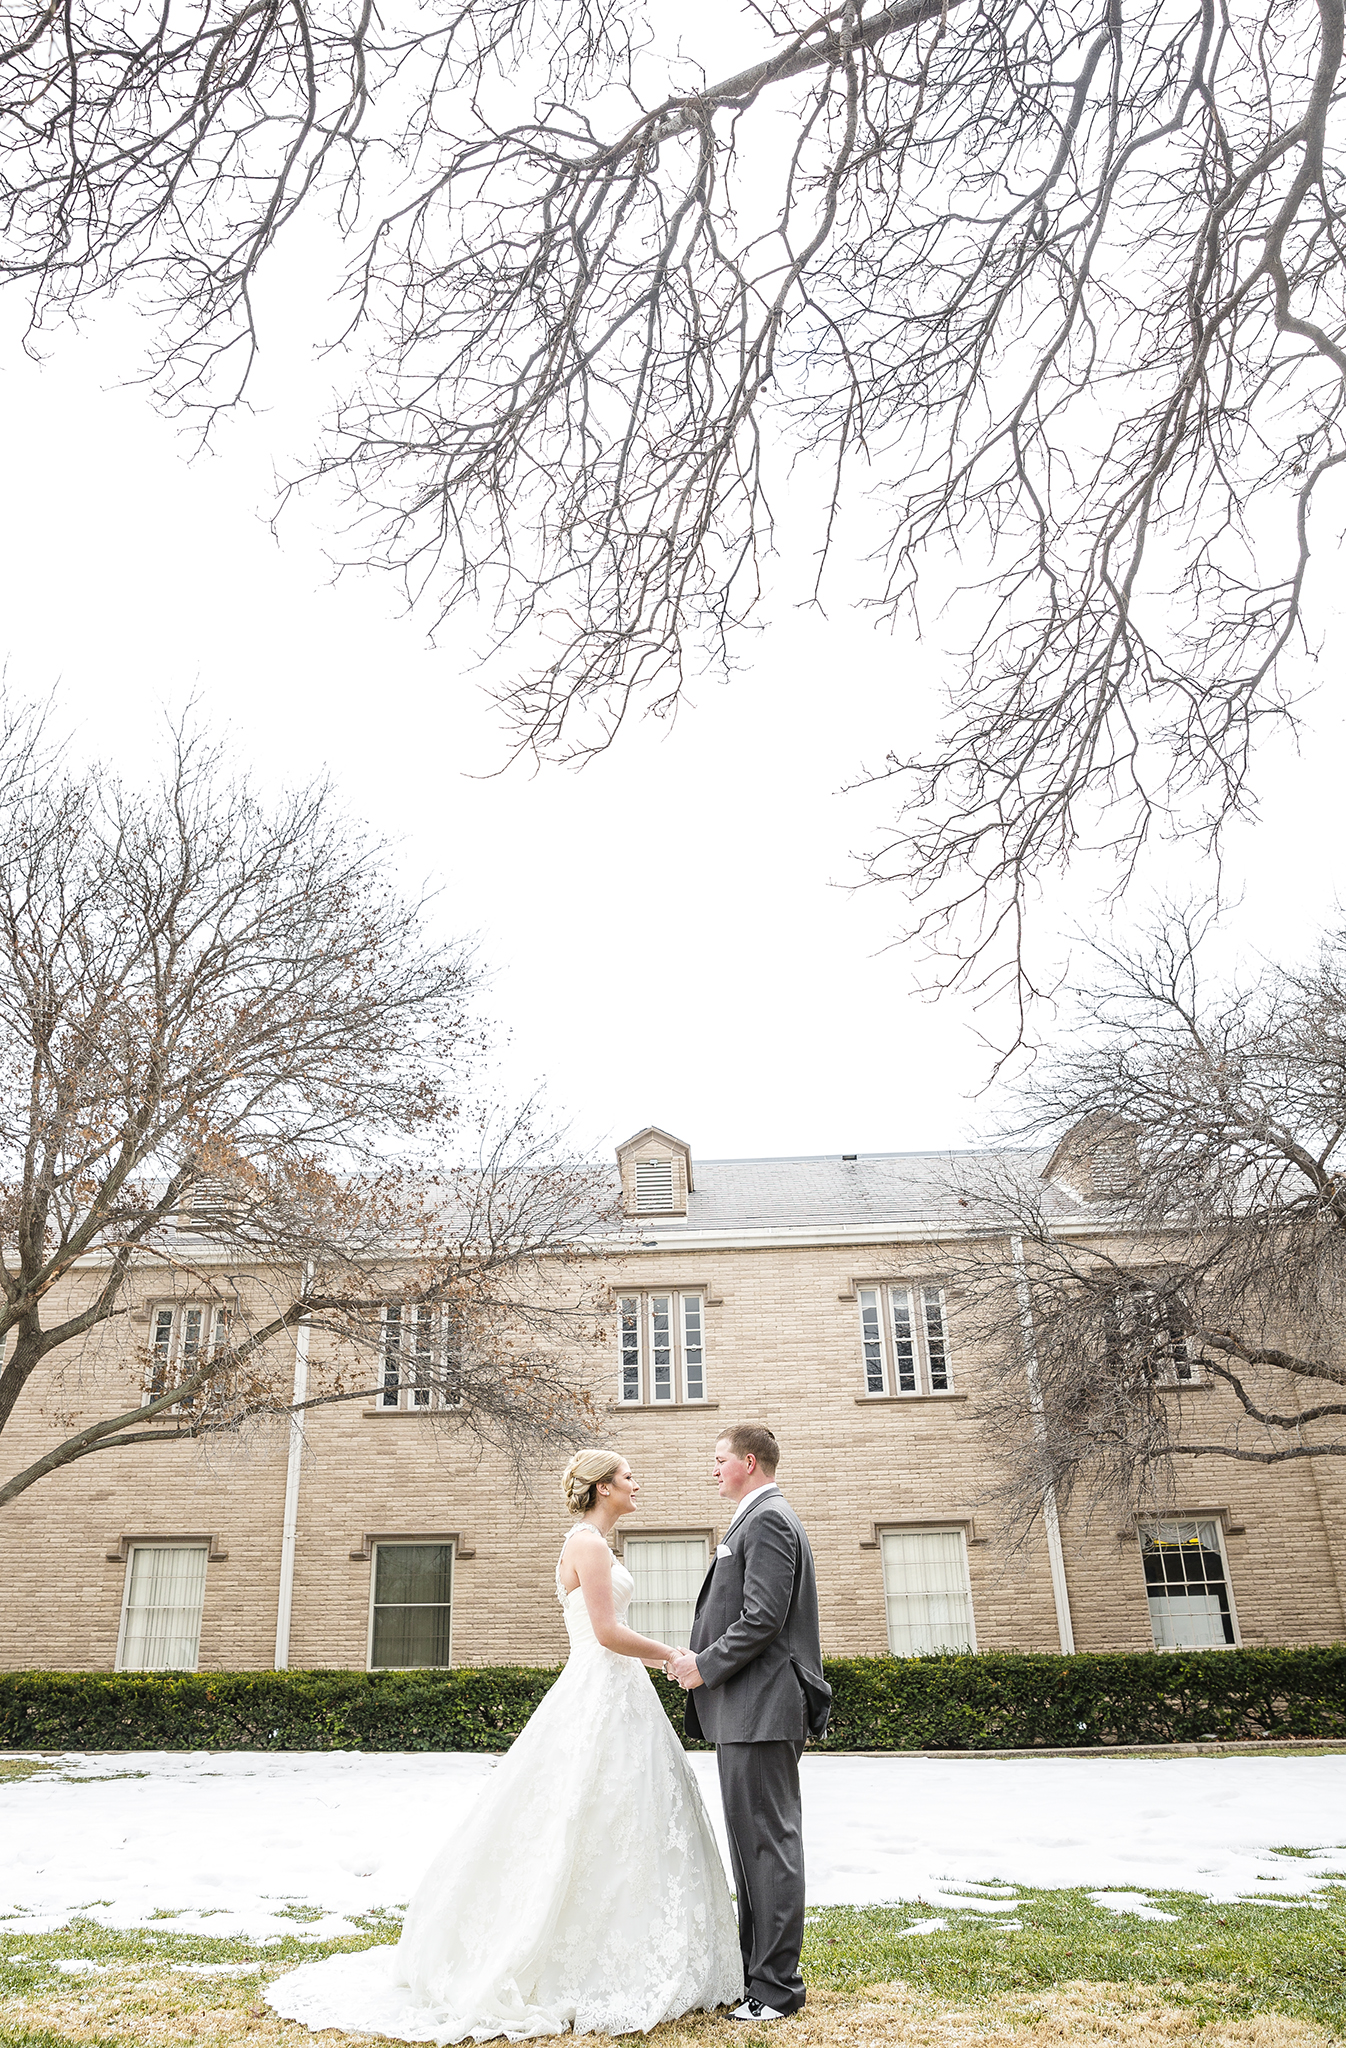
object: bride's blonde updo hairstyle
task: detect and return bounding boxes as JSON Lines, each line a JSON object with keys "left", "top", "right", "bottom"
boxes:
{"left": 562, "top": 1447, "right": 624, "bottom": 1516}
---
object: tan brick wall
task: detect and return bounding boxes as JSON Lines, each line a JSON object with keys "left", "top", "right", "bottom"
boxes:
{"left": 2, "top": 1239, "right": 1343, "bottom": 1671}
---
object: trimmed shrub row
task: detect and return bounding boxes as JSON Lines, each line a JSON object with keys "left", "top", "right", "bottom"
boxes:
{"left": 2, "top": 1647, "right": 1344, "bottom": 1753}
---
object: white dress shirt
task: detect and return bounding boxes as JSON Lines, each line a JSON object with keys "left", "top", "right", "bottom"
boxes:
{"left": 725, "top": 1481, "right": 780, "bottom": 1533}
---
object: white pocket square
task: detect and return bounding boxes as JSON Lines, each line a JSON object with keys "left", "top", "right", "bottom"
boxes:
{"left": 715, "top": 1543, "right": 735, "bottom": 1559}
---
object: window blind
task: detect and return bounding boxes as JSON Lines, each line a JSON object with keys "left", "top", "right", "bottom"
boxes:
{"left": 625, "top": 1537, "right": 708, "bottom": 1645}
{"left": 119, "top": 1545, "right": 208, "bottom": 1671}
{"left": 880, "top": 1528, "right": 975, "bottom": 1655}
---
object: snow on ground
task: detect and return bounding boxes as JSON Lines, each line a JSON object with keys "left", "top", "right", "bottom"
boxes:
{"left": 1, "top": 1751, "right": 1344, "bottom": 1940}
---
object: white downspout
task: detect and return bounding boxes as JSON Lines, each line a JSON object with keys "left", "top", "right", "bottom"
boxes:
{"left": 274, "top": 1262, "right": 313, "bottom": 1670}
{"left": 1011, "top": 1234, "right": 1076, "bottom": 1654}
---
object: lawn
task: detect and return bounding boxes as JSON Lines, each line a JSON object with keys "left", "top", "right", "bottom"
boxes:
{"left": 2, "top": 1884, "right": 1343, "bottom": 2048}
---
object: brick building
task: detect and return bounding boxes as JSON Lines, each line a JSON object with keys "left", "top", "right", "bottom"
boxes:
{"left": 4, "top": 1123, "right": 1344, "bottom": 1674}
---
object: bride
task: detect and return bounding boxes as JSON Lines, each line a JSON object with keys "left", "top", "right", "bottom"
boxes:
{"left": 267, "top": 1449, "right": 744, "bottom": 2042}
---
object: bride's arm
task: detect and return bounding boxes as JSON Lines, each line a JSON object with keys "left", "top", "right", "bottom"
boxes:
{"left": 572, "top": 1531, "right": 676, "bottom": 1666}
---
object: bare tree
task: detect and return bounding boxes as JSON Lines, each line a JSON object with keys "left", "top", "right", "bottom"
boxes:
{"left": 960, "top": 909, "right": 1346, "bottom": 1530}
{"left": 3, "top": 0, "right": 1343, "bottom": 994}
{"left": 0, "top": 709, "right": 612, "bottom": 1510}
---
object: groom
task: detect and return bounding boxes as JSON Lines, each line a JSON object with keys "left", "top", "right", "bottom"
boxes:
{"left": 667, "top": 1425, "right": 831, "bottom": 2024}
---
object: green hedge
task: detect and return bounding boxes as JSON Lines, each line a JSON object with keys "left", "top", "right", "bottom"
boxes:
{"left": 2, "top": 1648, "right": 1344, "bottom": 1753}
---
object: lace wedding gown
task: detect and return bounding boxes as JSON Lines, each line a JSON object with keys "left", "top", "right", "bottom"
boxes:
{"left": 266, "top": 1548, "right": 744, "bottom": 2042}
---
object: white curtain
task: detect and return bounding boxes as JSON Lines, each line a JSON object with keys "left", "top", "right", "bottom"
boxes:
{"left": 625, "top": 1538, "right": 708, "bottom": 1645}
{"left": 119, "top": 1545, "right": 208, "bottom": 1670}
{"left": 1149, "top": 1591, "right": 1227, "bottom": 1648}
{"left": 1142, "top": 1518, "right": 1232, "bottom": 1648}
{"left": 881, "top": 1529, "right": 975, "bottom": 1655}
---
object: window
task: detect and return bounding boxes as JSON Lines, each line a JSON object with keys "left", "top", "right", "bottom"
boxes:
{"left": 116, "top": 1544, "right": 208, "bottom": 1670}
{"left": 1107, "top": 1287, "right": 1199, "bottom": 1384}
{"left": 615, "top": 1293, "right": 708, "bottom": 1404}
{"left": 369, "top": 1542, "right": 454, "bottom": 1668}
{"left": 634, "top": 1158, "right": 675, "bottom": 1212}
{"left": 378, "top": 1305, "right": 463, "bottom": 1410}
{"left": 625, "top": 1537, "right": 708, "bottom": 1643}
{"left": 1140, "top": 1519, "right": 1237, "bottom": 1648}
{"left": 880, "top": 1529, "right": 976, "bottom": 1655}
{"left": 146, "top": 1303, "right": 229, "bottom": 1408}
{"left": 857, "top": 1285, "right": 953, "bottom": 1395}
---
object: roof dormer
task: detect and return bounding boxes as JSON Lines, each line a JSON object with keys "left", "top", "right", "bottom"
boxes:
{"left": 616, "top": 1126, "right": 694, "bottom": 1218}
{"left": 1042, "top": 1113, "right": 1142, "bottom": 1204}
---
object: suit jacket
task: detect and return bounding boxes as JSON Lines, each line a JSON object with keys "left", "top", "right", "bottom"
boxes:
{"left": 686, "top": 1488, "right": 831, "bottom": 1744}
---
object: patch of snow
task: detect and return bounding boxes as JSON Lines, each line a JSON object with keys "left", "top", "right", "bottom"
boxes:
{"left": 51, "top": 1958, "right": 113, "bottom": 1974}
{"left": 1089, "top": 1891, "right": 1178, "bottom": 1921}
{"left": 897, "top": 1917, "right": 949, "bottom": 1937}
{"left": 1, "top": 1750, "right": 1345, "bottom": 1934}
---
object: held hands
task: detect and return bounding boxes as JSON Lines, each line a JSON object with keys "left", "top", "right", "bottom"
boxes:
{"left": 662, "top": 1648, "right": 704, "bottom": 1691}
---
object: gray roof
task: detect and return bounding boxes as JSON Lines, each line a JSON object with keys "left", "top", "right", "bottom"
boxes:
{"left": 608, "top": 1149, "right": 1087, "bottom": 1236}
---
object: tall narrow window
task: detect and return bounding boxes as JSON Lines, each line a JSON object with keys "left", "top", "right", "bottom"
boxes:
{"left": 117, "top": 1545, "right": 208, "bottom": 1671}
{"left": 369, "top": 1543, "right": 454, "bottom": 1668}
{"left": 634, "top": 1159, "right": 675, "bottom": 1212}
{"left": 880, "top": 1529, "right": 975, "bottom": 1655}
{"left": 649, "top": 1296, "right": 674, "bottom": 1401}
{"left": 857, "top": 1284, "right": 955, "bottom": 1396}
{"left": 923, "top": 1288, "right": 951, "bottom": 1391}
{"left": 410, "top": 1306, "right": 437, "bottom": 1407}
{"left": 625, "top": 1537, "right": 708, "bottom": 1643}
{"left": 859, "top": 1289, "right": 886, "bottom": 1394}
{"left": 890, "top": 1288, "right": 918, "bottom": 1393}
{"left": 619, "top": 1297, "right": 642, "bottom": 1403}
{"left": 1140, "top": 1520, "right": 1236, "bottom": 1647}
{"left": 150, "top": 1308, "right": 175, "bottom": 1398}
{"left": 682, "top": 1296, "right": 705, "bottom": 1402}
{"left": 380, "top": 1305, "right": 404, "bottom": 1408}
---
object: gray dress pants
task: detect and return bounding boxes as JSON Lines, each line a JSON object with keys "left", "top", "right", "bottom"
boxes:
{"left": 715, "top": 1740, "right": 807, "bottom": 2014}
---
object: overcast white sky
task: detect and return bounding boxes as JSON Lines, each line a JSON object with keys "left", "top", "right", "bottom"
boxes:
{"left": 1, "top": 198, "right": 1340, "bottom": 1167}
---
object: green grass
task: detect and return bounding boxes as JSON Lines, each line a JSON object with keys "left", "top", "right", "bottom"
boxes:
{"left": 0, "top": 1763, "right": 52, "bottom": 1786}
{"left": 0, "top": 2031, "right": 121, "bottom": 2048}
{"left": 801, "top": 1882, "right": 1346, "bottom": 2031}
{"left": 2, "top": 1886, "right": 1344, "bottom": 2040}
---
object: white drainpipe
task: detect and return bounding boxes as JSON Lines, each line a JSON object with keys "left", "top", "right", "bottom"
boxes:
{"left": 273, "top": 1263, "right": 313, "bottom": 1670}
{"left": 1011, "top": 1234, "right": 1076, "bottom": 1654}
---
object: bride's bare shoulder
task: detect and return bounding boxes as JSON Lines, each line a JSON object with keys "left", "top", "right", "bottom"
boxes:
{"left": 557, "top": 1522, "right": 610, "bottom": 1587}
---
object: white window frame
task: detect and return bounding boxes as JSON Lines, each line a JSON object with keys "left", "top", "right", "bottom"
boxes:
{"left": 623, "top": 1534, "right": 710, "bottom": 1643}
{"left": 856, "top": 1284, "right": 954, "bottom": 1396}
{"left": 879, "top": 1525, "right": 977, "bottom": 1656}
{"left": 115, "top": 1541, "right": 209, "bottom": 1671}
{"left": 1139, "top": 1517, "right": 1240, "bottom": 1649}
{"left": 144, "top": 1303, "right": 229, "bottom": 1410}
{"left": 1112, "top": 1286, "right": 1202, "bottom": 1386}
{"left": 366, "top": 1539, "right": 456, "bottom": 1670}
{"left": 615, "top": 1291, "right": 709, "bottom": 1405}
{"left": 377, "top": 1305, "right": 463, "bottom": 1411}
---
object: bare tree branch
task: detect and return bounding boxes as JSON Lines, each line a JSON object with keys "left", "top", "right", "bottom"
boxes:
{"left": 5, "top": 0, "right": 1346, "bottom": 1003}
{"left": 955, "top": 904, "right": 1346, "bottom": 1526}
{"left": 0, "top": 699, "right": 614, "bottom": 1507}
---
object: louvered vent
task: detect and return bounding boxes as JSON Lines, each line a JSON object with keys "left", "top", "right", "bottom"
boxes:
{"left": 177, "top": 1180, "right": 238, "bottom": 1234}
{"left": 634, "top": 1159, "right": 675, "bottom": 1213}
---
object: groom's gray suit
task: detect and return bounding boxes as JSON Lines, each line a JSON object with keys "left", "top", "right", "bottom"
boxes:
{"left": 685, "top": 1486, "right": 831, "bottom": 2015}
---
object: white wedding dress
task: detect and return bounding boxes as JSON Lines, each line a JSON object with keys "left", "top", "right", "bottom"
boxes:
{"left": 267, "top": 1547, "right": 744, "bottom": 2042}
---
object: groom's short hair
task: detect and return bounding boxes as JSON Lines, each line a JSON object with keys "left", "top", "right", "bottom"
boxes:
{"left": 718, "top": 1424, "right": 779, "bottom": 1474}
